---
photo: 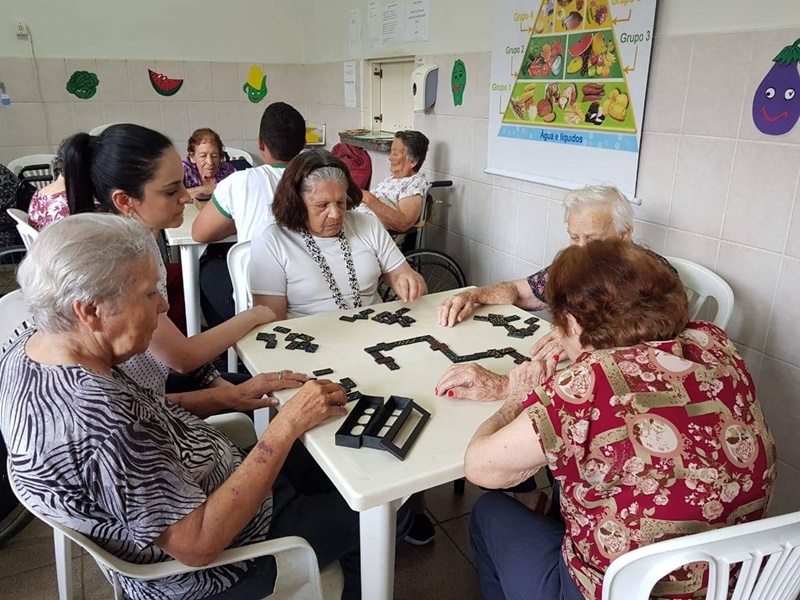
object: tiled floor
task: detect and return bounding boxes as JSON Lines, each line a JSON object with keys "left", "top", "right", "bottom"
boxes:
{"left": 0, "top": 480, "right": 500, "bottom": 600}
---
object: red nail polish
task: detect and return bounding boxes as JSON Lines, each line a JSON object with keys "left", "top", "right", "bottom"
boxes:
{"left": 552, "top": 354, "right": 560, "bottom": 362}
{"left": 447, "top": 390, "right": 454, "bottom": 397}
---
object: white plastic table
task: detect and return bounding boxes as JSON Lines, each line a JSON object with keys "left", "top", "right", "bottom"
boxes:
{"left": 235, "top": 290, "right": 550, "bottom": 600}
{"left": 163, "top": 203, "right": 236, "bottom": 336}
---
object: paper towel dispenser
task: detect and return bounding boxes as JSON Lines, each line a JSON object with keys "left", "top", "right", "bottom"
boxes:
{"left": 411, "top": 64, "right": 438, "bottom": 112}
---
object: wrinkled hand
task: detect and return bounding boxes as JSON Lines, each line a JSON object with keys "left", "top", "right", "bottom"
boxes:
{"left": 434, "top": 363, "right": 508, "bottom": 401}
{"left": 530, "top": 329, "right": 564, "bottom": 362}
{"left": 506, "top": 356, "right": 559, "bottom": 401}
{"left": 437, "top": 290, "right": 479, "bottom": 327}
{"left": 191, "top": 183, "right": 216, "bottom": 201}
{"left": 393, "top": 270, "right": 427, "bottom": 303}
{"left": 361, "top": 189, "right": 380, "bottom": 208}
{"left": 246, "top": 305, "right": 278, "bottom": 327}
{"left": 278, "top": 379, "right": 348, "bottom": 435}
{"left": 227, "top": 371, "right": 308, "bottom": 412}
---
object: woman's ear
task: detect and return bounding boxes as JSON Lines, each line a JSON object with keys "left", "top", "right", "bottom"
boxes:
{"left": 566, "top": 313, "right": 583, "bottom": 338}
{"left": 110, "top": 189, "right": 135, "bottom": 217}
{"left": 73, "top": 299, "right": 101, "bottom": 332}
{"left": 188, "top": 153, "right": 197, "bottom": 165}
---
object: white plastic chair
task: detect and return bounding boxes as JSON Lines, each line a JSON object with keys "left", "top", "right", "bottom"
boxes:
{"left": 226, "top": 240, "right": 253, "bottom": 373}
{"left": 7, "top": 462, "right": 327, "bottom": 600}
{"left": 89, "top": 123, "right": 123, "bottom": 136}
{"left": 0, "top": 289, "right": 31, "bottom": 348}
{"left": 7, "top": 154, "right": 56, "bottom": 189}
{"left": 603, "top": 510, "right": 800, "bottom": 600}
{"left": 226, "top": 147, "right": 254, "bottom": 166}
{"left": 665, "top": 256, "right": 734, "bottom": 329}
{"left": 6, "top": 208, "right": 38, "bottom": 251}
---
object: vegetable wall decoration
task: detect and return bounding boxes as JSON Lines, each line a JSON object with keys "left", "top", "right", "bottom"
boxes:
{"left": 451, "top": 59, "right": 467, "bottom": 106}
{"left": 243, "top": 65, "right": 268, "bottom": 103}
{"left": 66, "top": 71, "right": 99, "bottom": 99}
{"left": 752, "top": 37, "right": 800, "bottom": 136}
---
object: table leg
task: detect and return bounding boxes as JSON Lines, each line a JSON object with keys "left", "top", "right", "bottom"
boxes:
{"left": 359, "top": 499, "right": 402, "bottom": 600}
{"left": 179, "top": 244, "right": 207, "bottom": 337}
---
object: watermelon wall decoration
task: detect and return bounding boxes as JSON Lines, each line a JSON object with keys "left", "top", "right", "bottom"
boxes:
{"left": 148, "top": 69, "right": 184, "bottom": 97}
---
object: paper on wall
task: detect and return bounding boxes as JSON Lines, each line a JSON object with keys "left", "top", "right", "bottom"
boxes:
{"left": 382, "top": 2, "right": 403, "bottom": 46}
{"left": 368, "top": 1, "right": 381, "bottom": 50}
{"left": 404, "top": 0, "right": 429, "bottom": 43}
{"left": 348, "top": 9, "right": 362, "bottom": 58}
{"left": 344, "top": 61, "right": 357, "bottom": 108}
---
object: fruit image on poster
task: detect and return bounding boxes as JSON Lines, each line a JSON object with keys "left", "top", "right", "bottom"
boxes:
{"left": 148, "top": 69, "right": 184, "bottom": 97}
{"left": 487, "top": 0, "right": 656, "bottom": 197}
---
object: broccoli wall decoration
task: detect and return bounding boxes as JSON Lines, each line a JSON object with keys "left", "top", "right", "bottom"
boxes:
{"left": 752, "top": 37, "right": 800, "bottom": 136}
{"left": 451, "top": 59, "right": 466, "bottom": 107}
{"left": 66, "top": 71, "right": 99, "bottom": 100}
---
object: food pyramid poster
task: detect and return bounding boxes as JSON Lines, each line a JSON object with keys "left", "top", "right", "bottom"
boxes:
{"left": 487, "top": 0, "right": 656, "bottom": 196}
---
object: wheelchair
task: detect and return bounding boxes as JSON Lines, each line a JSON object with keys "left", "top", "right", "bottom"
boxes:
{"left": 381, "top": 180, "right": 466, "bottom": 301}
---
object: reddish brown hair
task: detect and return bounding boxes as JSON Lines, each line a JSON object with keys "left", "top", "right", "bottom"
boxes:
{"left": 186, "top": 128, "right": 224, "bottom": 157}
{"left": 546, "top": 240, "right": 688, "bottom": 349}
{"left": 272, "top": 150, "right": 363, "bottom": 232}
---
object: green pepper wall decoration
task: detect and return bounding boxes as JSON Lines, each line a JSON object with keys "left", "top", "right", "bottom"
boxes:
{"left": 451, "top": 59, "right": 467, "bottom": 106}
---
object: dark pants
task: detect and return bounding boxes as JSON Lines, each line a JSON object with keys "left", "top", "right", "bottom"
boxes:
{"left": 199, "top": 252, "right": 235, "bottom": 329}
{"left": 470, "top": 485, "right": 584, "bottom": 600}
{"left": 205, "top": 442, "right": 362, "bottom": 600}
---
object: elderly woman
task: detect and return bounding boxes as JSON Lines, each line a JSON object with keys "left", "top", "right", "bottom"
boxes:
{"left": 61, "top": 124, "right": 276, "bottom": 412}
{"left": 355, "top": 130, "right": 429, "bottom": 235}
{"left": 183, "top": 127, "right": 236, "bottom": 201}
{"left": 250, "top": 149, "right": 426, "bottom": 320}
{"left": 0, "top": 214, "right": 363, "bottom": 600}
{"left": 435, "top": 240, "right": 776, "bottom": 600}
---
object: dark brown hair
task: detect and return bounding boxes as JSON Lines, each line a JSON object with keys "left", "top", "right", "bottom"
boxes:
{"left": 260, "top": 102, "right": 306, "bottom": 161}
{"left": 271, "top": 150, "right": 363, "bottom": 232}
{"left": 187, "top": 128, "right": 224, "bottom": 157}
{"left": 546, "top": 240, "right": 688, "bottom": 349}
{"left": 394, "top": 130, "right": 429, "bottom": 172}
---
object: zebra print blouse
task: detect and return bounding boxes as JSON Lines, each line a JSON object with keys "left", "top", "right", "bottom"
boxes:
{"left": 0, "top": 328, "right": 273, "bottom": 600}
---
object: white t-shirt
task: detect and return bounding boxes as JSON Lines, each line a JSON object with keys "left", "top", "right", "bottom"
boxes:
{"left": 210, "top": 164, "right": 286, "bottom": 243}
{"left": 250, "top": 211, "right": 406, "bottom": 318}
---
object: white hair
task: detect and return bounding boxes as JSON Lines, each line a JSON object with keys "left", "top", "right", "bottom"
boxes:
{"left": 301, "top": 166, "right": 348, "bottom": 197}
{"left": 17, "top": 213, "right": 158, "bottom": 334}
{"left": 562, "top": 184, "right": 634, "bottom": 235}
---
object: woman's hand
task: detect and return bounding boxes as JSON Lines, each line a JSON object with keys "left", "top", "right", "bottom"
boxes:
{"left": 506, "top": 356, "right": 559, "bottom": 403}
{"left": 530, "top": 329, "right": 564, "bottom": 362}
{"left": 277, "top": 379, "right": 348, "bottom": 436}
{"left": 437, "top": 289, "right": 479, "bottom": 327}
{"left": 360, "top": 189, "right": 379, "bottom": 208}
{"left": 188, "top": 183, "right": 216, "bottom": 201}
{"left": 434, "top": 364, "right": 509, "bottom": 401}
{"left": 243, "top": 305, "right": 278, "bottom": 328}
{"left": 226, "top": 371, "right": 308, "bottom": 412}
{"left": 393, "top": 269, "right": 427, "bottom": 303}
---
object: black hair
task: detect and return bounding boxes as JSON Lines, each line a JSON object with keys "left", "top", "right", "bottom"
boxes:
{"left": 63, "top": 124, "right": 174, "bottom": 216}
{"left": 259, "top": 102, "right": 307, "bottom": 162}
{"left": 394, "top": 130, "right": 429, "bottom": 172}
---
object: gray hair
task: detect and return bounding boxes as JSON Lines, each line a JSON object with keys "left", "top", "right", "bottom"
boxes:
{"left": 17, "top": 213, "right": 158, "bottom": 334}
{"left": 300, "top": 165, "right": 349, "bottom": 197}
{"left": 562, "top": 184, "right": 634, "bottom": 235}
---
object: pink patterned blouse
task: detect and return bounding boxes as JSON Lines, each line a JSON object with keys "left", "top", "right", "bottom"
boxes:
{"left": 27, "top": 189, "right": 68, "bottom": 231}
{"left": 526, "top": 321, "right": 777, "bottom": 599}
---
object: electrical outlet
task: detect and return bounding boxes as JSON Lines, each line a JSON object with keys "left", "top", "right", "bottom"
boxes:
{"left": 15, "top": 21, "right": 29, "bottom": 36}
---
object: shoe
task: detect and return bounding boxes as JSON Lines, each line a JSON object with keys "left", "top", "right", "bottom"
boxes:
{"left": 403, "top": 514, "right": 436, "bottom": 546}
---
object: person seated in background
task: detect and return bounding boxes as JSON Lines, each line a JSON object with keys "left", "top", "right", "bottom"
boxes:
{"left": 27, "top": 140, "right": 69, "bottom": 231}
{"left": 0, "top": 213, "right": 364, "bottom": 600}
{"left": 250, "top": 149, "right": 426, "bottom": 319}
{"left": 61, "top": 124, "right": 276, "bottom": 411}
{"left": 355, "top": 130, "right": 430, "bottom": 240}
{"left": 0, "top": 163, "right": 35, "bottom": 248}
{"left": 182, "top": 127, "right": 236, "bottom": 201}
{"left": 435, "top": 239, "right": 776, "bottom": 600}
{"left": 192, "top": 102, "right": 307, "bottom": 327}
{"left": 437, "top": 184, "right": 677, "bottom": 358}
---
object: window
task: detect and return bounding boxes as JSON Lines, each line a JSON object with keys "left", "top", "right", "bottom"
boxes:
{"left": 370, "top": 58, "right": 415, "bottom": 133}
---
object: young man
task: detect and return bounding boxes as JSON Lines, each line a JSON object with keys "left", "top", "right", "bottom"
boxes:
{"left": 192, "top": 102, "right": 306, "bottom": 327}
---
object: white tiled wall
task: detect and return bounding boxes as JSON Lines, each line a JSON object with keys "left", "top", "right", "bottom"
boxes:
{"left": 2, "top": 27, "right": 800, "bottom": 514}
{"left": 302, "top": 31, "right": 800, "bottom": 515}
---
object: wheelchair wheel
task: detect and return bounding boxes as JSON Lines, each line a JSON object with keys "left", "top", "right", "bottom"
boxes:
{"left": 0, "top": 246, "right": 26, "bottom": 297}
{"left": 381, "top": 249, "right": 466, "bottom": 302}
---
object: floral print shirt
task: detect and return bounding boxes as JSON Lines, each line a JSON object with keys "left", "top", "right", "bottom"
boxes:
{"left": 525, "top": 322, "right": 776, "bottom": 599}
{"left": 355, "top": 172, "right": 428, "bottom": 216}
{"left": 526, "top": 245, "right": 677, "bottom": 304}
{"left": 27, "top": 189, "right": 68, "bottom": 231}
{"left": 182, "top": 160, "right": 236, "bottom": 190}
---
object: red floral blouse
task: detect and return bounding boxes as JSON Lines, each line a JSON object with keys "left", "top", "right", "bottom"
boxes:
{"left": 526, "top": 321, "right": 777, "bottom": 599}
